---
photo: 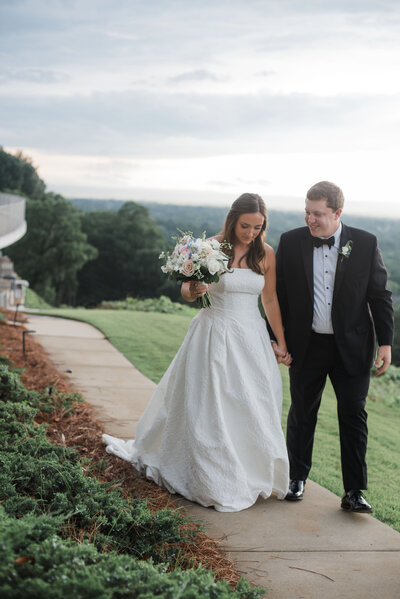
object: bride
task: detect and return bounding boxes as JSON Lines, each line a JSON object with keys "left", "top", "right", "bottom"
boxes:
{"left": 103, "top": 193, "right": 291, "bottom": 512}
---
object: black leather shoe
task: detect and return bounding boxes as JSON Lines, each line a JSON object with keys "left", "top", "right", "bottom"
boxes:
{"left": 285, "top": 479, "right": 305, "bottom": 501}
{"left": 341, "top": 490, "right": 373, "bottom": 513}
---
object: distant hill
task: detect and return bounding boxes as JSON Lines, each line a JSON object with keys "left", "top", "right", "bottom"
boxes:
{"left": 70, "top": 198, "right": 126, "bottom": 212}
{"left": 69, "top": 198, "right": 400, "bottom": 295}
{"left": 69, "top": 198, "right": 304, "bottom": 246}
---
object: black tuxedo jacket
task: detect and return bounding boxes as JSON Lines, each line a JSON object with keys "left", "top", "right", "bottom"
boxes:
{"left": 275, "top": 223, "right": 394, "bottom": 375}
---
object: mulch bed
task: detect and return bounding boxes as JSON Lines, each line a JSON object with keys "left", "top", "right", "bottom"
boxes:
{"left": 0, "top": 308, "right": 243, "bottom": 586}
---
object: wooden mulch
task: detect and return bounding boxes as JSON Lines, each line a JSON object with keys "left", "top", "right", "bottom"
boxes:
{"left": 0, "top": 308, "right": 243, "bottom": 586}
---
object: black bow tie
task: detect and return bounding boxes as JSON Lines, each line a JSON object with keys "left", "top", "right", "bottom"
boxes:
{"left": 313, "top": 236, "right": 335, "bottom": 249}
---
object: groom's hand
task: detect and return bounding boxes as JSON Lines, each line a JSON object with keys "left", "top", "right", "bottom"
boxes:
{"left": 271, "top": 342, "right": 292, "bottom": 366}
{"left": 374, "top": 345, "right": 391, "bottom": 376}
{"left": 280, "top": 352, "right": 292, "bottom": 367}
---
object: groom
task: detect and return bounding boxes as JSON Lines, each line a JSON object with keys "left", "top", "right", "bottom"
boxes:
{"left": 275, "top": 181, "right": 394, "bottom": 512}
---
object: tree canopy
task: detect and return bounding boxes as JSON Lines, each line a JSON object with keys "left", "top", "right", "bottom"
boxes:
{"left": 6, "top": 194, "right": 97, "bottom": 305}
{"left": 0, "top": 148, "right": 46, "bottom": 200}
{"left": 76, "top": 202, "right": 178, "bottom": 306}
{"left": 1, "top": 149, "right": 97, "bottom": 305}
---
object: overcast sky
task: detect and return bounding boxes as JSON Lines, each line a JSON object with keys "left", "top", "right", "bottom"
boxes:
{"left": 1, "top": 0, "right": 400, "bottom": 216}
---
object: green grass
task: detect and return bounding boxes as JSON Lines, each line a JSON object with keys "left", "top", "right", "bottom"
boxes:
{"left": 39, "top": 307, "right": 400, "bottom": 532}
{"left": 293, "top": 374, "right": 400, "bottom": 531}
{"left": 24, "top": 287, "right": 53, "bottom": 309}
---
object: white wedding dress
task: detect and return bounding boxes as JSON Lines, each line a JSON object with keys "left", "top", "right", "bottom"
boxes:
{"left": 103, "top": 268, "right": 289, "bottom": 512}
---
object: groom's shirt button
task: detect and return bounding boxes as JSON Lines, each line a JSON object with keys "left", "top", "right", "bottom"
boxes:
{"left": 312, "top": 223, "right": 342, "bottom": 334}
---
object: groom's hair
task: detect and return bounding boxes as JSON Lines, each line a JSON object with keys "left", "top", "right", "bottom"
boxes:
{"left": 306, "top": 181, "right": 344, "bottom": 211}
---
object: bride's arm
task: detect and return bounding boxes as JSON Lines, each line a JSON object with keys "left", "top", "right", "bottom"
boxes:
{"left": 261, "top": 245, "right": 291, "bottom": 365}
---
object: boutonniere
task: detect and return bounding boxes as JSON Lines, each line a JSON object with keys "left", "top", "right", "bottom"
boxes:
{"left": 338, "top": 240, "right": 353, "bottom": 262}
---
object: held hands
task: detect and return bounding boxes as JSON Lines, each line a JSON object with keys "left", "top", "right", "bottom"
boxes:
{"left": 271, "top": 342, "right": 292, "bottom": 367}
{"left": 374, "top": 345, "right": 391, "bottom": 376}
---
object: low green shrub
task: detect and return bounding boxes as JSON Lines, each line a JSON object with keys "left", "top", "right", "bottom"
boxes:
{"left": 0, "top": 364, "right": 81, "bottom": 413}
{"left": 0, "top": 355, "right": 16, "bottom": 369}
{"left": 98, "top": 295, "right": 190, "bottom": 314}
{"left": 24, "top": 287, "right": 53, "bottom": 309}
{"left": 0, "top": 508, "right": 262, "bottom": 599}
{"left": 0, "top": 364, "right": 263, "bottom": 598}
{"left": 0, "top": 364, "right": 31, "bottom": 404}
{"left": 0, "top": 375, "right": 191, "bottom": 560}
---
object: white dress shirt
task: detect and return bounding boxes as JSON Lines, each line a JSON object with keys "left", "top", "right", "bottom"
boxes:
{"left": 312, "top": 222, "right": 342, "bottom": 334}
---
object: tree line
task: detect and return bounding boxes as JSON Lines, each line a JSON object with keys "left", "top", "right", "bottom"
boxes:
{"left": 0, "top": 149, "right": 176, "bottom": 306}
{"left": 70, "top": 197, "right": 400, "bottom": 297}
{"left": 1, "top": 147, "right": 399, "bottom": 363}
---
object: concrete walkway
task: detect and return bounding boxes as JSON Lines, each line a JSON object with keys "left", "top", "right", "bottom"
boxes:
{"left": 27, "top": 314, "right": 400, "bottom": 599}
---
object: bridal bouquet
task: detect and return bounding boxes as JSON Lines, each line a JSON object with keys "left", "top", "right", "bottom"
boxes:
{"left": 159, "top": 231, "right": 232, "bottom": 308}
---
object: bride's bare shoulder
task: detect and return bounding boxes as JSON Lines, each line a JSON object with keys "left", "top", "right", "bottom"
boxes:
{"left": 264, "top": 243, "right": 275, "bottom": 256}
{"left": 262, "top": 243, "right": 276, "bottom": 272}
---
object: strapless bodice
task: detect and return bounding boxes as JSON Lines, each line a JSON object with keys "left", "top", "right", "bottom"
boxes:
{"left": 207, "top": 268, "right": 264, "bottom": 316}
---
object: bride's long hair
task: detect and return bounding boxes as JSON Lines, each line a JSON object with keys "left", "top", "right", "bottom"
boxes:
{"left": 222, "top": 193, "right": 267, "bottom": 274}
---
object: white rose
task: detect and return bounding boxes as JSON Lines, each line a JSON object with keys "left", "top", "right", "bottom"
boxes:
{"left": 210, "top": 239, "right": 220, "bottom": 249}
{"left": 161, "top": 259, "right": 174, "bottom": 273}
{"left": 207, "top": 256, "right": 220, "bottom": 275}
{"left": 180, "top": 259, "right": 194, "bottom": 277}
{"left": 202, "top": 245, "right": 213, "bottom": 256}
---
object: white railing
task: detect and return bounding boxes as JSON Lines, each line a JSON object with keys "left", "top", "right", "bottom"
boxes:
{"left": 0, "top": 192, "right": 27, "bottom": 249}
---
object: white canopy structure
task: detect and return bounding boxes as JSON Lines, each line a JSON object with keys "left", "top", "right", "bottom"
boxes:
{"left": 0, "top": 192, "right": 27, "bottom": 250}
{"left": 0, "top": 192, "right": 28, "bottom": 308}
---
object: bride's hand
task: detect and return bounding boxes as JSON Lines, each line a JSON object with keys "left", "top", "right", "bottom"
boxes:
{"left": 272, "top": 342, "right": 292, "bottom": 366}
{"left": 190, "top": 281, "right": 208, "bottom": 300}
{"left": 280, "top": 352, "right": 292, "bottom": 367}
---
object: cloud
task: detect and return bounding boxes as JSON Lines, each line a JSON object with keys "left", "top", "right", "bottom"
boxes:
{"left": 1, "top": 87, "right": 399, "bottom": 159}
{"left": 257, "top": 70, "right": 276, "bottom": 78}
{"left": 0, "top": 68, "right": 69, "bottom": 84}
{"left": 2, "top": 0, "right": 400, "bottom": 100}
{"left": 168, "top": 69, "right": 221, "bottom": 83}
{"left": 1, "top": 0, "right": 400, "bottom": 209}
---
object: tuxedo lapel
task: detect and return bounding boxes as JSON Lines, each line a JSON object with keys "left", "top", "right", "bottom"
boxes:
{"left": 300, "top": 233, "right": 314, "bottom": 301}
{"left": 333, "top": 223, "right": 352, "bottom": 299}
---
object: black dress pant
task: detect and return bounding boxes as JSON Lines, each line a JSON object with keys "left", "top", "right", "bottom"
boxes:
{"left": 287, "top": 332, "right": 370, "bottom": 491}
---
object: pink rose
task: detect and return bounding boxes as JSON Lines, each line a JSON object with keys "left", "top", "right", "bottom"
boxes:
{"left": 181, "top": 259, "right": 194, "bottom": 277}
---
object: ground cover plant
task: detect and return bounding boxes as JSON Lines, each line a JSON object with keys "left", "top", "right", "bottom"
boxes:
{"left": 98, "top": 295, "right": 195, "bottom": 315}
{"left": 40, "top": 307, "right": 400, "bottom": 533}
{"left": 24, "top": 287, "right": 53, "bottom": 310}
{"left": 0, "top": 311, "right": 264, "bottom": 598}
